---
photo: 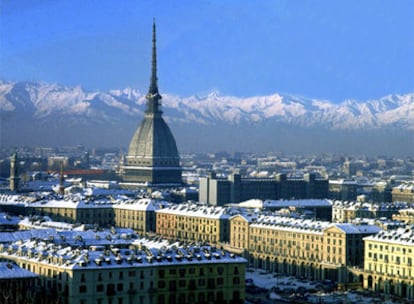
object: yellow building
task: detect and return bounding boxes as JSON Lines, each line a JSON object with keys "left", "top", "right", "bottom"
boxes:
{"left": 362, "top": 226, "right": 414, "bottom": 300}
{"left": 155, "top": 203, "right": 232, "bottom": 245}
{"left": 332, "top": 201, "right": 409, "bottom": 223}
{"left": 392, "top": 183, "right": 414, "bottom": 203}
{"left": 392, "top": 208, "right": 414, "bottom": 224}
{"left": 113, "top": 198, "right": 165, "bottom": 234}
{"left": 229, "top": 214, "right": 379, "bottom": 285}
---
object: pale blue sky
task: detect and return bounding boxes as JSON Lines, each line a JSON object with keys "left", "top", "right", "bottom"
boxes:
{"left": 1, "top": 0, "right": 413, "bottom": 102}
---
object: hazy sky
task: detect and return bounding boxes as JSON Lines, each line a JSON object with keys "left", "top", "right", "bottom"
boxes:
{"left": 1, "top": 0, "right": 413, "bottom": 102}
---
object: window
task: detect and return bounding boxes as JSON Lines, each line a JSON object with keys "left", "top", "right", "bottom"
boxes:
{"left": 169, "top": 280, "right": 177, "bottom": 291}
{"left": 96, "top": 284, "right": 104, "bottom": 292}
{"left": 79, "top": 285, "right": 87, "bottom": 293}
{"left": 158, "top": 281, "right": 166, "bottom": 289}
{"left": 207, "top": 278, "right": 215, "bottom": 289}
{"left": 128, "top": 271, "right": 135, "bottom": 277}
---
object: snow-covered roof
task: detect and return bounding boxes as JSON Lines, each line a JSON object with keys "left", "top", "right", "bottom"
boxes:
{"left": 263, "top": 199, "right": 332, "bottom": 208}
{"left": 332, "top": 223, "right": 381, "bottom": 234}
{"left": 29, "top": 198, "right": 113, "bottom": 209}
{"left": 329, "top": 179, "right": 358, "bottom": 185}
{"left": 112, "top": 198, "right": 168, "bottom": 211}
{"left": 0, "top": 262, "right": 38, "bottom": 279}
{"left": 155, "top": 202, "right": 231, "bottom": 219}
{"left": 0, "top": 233, "right": 246, "bottom": 270}
{"left": 250, "top": 215, "right": 331, "bottom": 234}
{"left": 0, "top": 213, "right": 20, "bottom": 226}
{"left": 364, "top": 226, "right": 414, "bottom": 246}
{"left": 238, "top": 199, "right": 263, "bottom": 208}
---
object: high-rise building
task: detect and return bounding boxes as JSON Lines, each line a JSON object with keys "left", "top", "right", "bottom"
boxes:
{"left": 199, "top": 172, "right": 328, "bottom": 206}
{"left": 122, "top": 22, "right": 182, "bottom": 187}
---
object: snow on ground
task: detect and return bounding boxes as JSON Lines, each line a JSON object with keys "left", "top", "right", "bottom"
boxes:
{"left": 245, "top": 268, "right": 408, "bottom": 304}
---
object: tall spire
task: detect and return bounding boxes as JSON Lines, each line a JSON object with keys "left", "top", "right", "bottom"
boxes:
{"left": 146, "top": 19, "right": 162, "bottom": 113}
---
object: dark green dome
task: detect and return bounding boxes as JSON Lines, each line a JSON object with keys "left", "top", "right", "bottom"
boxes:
{"left": 127, "top": 113, "right": 180, "bottom": 163}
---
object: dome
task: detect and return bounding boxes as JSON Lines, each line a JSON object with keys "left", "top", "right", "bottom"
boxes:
{"left": 127, "top": 113, "right": 179, "bottom": 162}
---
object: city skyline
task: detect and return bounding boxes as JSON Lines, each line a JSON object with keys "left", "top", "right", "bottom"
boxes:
{"left": 1, "top": 0, "right": 413, "bottom": 103}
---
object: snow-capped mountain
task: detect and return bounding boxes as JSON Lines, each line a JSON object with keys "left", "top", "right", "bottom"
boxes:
{"left": 1, "top": 80, "right": 413, "bottom": 129}
{"left": 1, "top": 80, "right": 413, "bottom": 155}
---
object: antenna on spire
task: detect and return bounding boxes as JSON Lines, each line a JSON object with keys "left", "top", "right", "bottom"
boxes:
{"left": 146, "top": 19, "right": 162, "bottom": 113}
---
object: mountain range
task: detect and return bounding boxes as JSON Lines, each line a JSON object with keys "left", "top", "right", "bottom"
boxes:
{"left": 1, "top": 80, "right": 413, "bottom": 156}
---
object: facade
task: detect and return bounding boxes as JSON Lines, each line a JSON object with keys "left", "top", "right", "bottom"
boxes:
{"left": 362, "top": 226, "right": 414, "bottom": 300}
{"left": 0, "top": 262, "right": 39, "bottom": 304}
{"left": 0, "top": 234, "right": 246, "bottom": 304}
{"left": 121, "top": 22, "right": 182, "bottom": 187}
{"left": 392, "top": 208, "right": 414, "bottom": 224}
{"left": 392, "top": 183, "right": 414, "bottom": 203}
{"left": 228, "top": 214, "right": 380, "bottom": 286}
{"left": 328, "top": 179, "right": 358, "bottom": 201}
{"left": 112, "top": 199, "right": 165, "bottom": 234}
{"left": 156, "top": 203, "right": 232, "bottom": 244}
{"left": 199, "top": 172, "right": 328, "bottom": 206}
{"left": 331, "top": 201, "right": 412, "bottom": 223}
{"left": 30, "top": 199, "right": 115, "bottom": 227}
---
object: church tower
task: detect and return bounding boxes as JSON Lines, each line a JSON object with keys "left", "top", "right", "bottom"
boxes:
{"left": 122, "top": 21, "right": 182, "bottom": 187}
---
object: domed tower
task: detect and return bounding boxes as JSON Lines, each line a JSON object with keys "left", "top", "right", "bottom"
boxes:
{"left": 122, "top": 21, "right": 182, "bottom": 186}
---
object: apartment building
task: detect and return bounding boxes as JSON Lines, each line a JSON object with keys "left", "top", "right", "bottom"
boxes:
{"left": 0, "top": 233, "right": 246, "bottom": 304}
{"left": 392, "top": 183, "right": 414, "bottom": 203}
{"left": 200, "top": 172, "right": 328, "bottom": 206}
{"left": 155, "top": 203, "right": 233, "bottom": 244}
{"left": 112, "top": 199, "right": 166, "bottom": 234}
{"left": 392, "top": 208, "right": 414, "bottom": 224}
{"left": 328, "top": 179, "right": 358, "bottom": 201}
{"left": 228, "top": 214, "right": 379, "bottom": 286}
{"left": 0, "top": 262, "right": 39, "bottom": 304}
{"left": 362, "top": 226, "right": 414, "bottom": 299}
{"left": 332, "top": 201, "right": 412, "bottom": 223}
